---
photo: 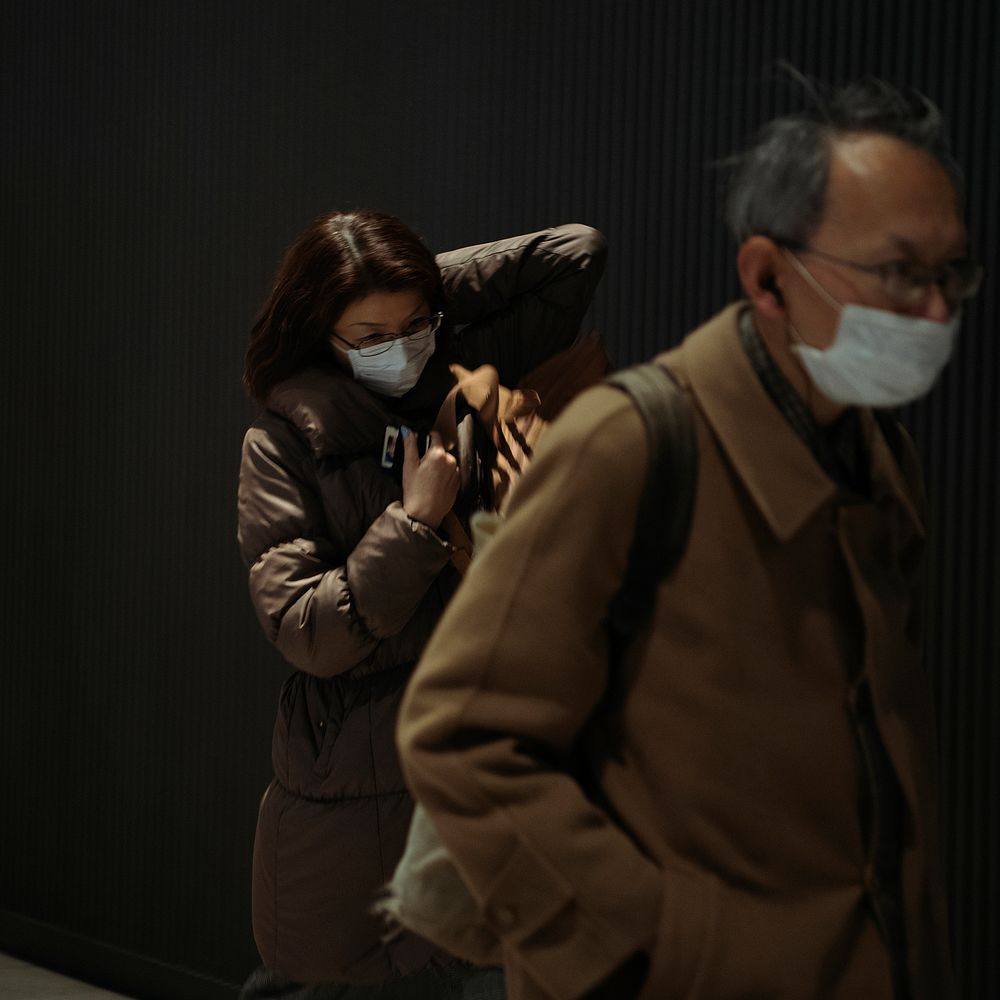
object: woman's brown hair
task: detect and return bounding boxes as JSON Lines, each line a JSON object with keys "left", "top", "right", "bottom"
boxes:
{"left": 244, "top": 209, "right": 444, "bottom": 402}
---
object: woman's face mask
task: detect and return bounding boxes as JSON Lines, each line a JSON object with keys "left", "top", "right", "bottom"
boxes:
{"left": 785, "top": 253, "right": 960, "bottom": 407}
{"left": 331, "top": 290, "right": 441, "bottom": 397}
{"left": 346, "top": 329, "right": 437, "bottom": 397}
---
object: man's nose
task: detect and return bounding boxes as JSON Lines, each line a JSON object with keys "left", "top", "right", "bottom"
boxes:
{"left": 911, "top": 283, "right": 952, "bottom": 322}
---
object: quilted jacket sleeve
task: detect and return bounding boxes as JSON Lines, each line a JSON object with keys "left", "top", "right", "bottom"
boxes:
{"left": 437, "top": 224, "right": 607, "bottom": 386}
{"left": 238, "top": 417, "right": 453, "bottom": 678}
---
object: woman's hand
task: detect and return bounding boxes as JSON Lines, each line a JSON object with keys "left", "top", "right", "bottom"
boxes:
{"left": 402, "top": 429, "right": 460, "bottom": 529}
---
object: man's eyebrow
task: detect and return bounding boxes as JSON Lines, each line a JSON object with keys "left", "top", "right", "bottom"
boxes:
{"left": 886, "top": 234, "right": 920, "bottom": 257}
{"left": 887, "top": 233, "right": 968, "bottom": 260}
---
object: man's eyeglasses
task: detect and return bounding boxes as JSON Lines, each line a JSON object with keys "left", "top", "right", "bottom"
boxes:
{"left": 781, "top": 243, "right": 983, "bottom": 309}
{"left": 332, "top": 312, "right": 443, "bottom": 357}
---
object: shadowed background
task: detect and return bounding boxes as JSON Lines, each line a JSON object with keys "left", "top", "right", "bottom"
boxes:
{"left": 1, "top": 2, "right": 996, "bottom": 997}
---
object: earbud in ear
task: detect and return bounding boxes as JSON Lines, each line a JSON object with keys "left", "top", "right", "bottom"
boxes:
{"left": 762, "top": 275, "right": 785, "bottom": 306}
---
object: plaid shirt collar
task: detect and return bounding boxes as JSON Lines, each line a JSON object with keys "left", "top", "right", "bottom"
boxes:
{"left": 737, "top": 307, "right": 869, "bottom": 496}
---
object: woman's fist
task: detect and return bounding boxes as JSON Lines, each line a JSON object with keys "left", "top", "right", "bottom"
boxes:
{"left": 401, "top": 429, "right": 460, "bottom": 529}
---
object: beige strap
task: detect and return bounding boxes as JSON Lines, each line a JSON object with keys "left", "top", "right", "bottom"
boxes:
{"left": 439, "top": 511, "right": 473, "bottom": 576}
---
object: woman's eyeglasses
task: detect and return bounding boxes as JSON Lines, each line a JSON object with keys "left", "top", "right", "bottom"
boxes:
{"left": 332, "top": 312, "right": 443, "bottom": 357}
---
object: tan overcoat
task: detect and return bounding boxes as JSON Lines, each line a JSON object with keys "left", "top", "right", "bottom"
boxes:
{"left": 398, "top": 304, "right": 954, "bottom": 999}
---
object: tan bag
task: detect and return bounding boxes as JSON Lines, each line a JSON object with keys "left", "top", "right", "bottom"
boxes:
{"left": 433, "top": 335, "right": 610, "bottom": 574}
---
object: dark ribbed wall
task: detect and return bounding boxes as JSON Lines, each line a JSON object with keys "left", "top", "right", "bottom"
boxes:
{"left": 1, "top": 2, "right": 995, "bottom": 997}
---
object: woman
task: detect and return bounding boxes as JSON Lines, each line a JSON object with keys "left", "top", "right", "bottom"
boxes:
{"left": 237, "top": 209, "right": 607, "bottom": 998}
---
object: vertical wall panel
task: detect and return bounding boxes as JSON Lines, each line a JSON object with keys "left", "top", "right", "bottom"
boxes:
{"left": 1, "top": 1, "right": 996, "bottom": 997}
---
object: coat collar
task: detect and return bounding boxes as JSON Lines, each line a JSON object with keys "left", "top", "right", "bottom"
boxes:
{"left": 265, "top": 364, "right": 392, "bottom": 459}
{"left": 263, "top": 352, "right": 468, "bottom": 461}
{"left": 669, "top": 303, "right": 923, "bottom": 543}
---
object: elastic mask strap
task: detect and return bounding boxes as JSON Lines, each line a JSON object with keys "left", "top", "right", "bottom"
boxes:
{"left": 783, "top": 249, "right": 844, "bottom": 312}
{"left": 787, "top": 321, "right": 807, "bottom": 346}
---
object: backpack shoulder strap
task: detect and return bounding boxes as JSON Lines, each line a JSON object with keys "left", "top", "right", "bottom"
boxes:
{"left": 603, "top": 362, "right": 697, "bottom": 645}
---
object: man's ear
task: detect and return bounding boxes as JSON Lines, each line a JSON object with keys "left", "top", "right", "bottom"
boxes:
{"left": 737, "top": 236, "right": 787, "bottom": 320}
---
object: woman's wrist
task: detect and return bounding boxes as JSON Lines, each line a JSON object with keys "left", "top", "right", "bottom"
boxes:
{"left": 403, "top": 503, "right": 442, "bottom": 530}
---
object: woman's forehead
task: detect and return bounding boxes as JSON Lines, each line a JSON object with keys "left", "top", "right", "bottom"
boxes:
{"left": 338, "top": 288, "right": 428, "bottom": 329}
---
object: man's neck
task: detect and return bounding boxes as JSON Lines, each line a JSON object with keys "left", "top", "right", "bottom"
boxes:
{"left": 750, "top": 308, "right": 848, "bottom": 426}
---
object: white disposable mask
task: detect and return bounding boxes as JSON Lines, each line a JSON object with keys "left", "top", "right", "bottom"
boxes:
{"left": 786, "top": 253, "right": 959, "bottom": 407}
{"left": 347, "top": 331, "right": 436, "bottom": 397}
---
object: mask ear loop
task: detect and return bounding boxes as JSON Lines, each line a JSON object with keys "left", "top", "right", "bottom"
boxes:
{"left": 780, "top": 249, "right": 845, "bottom": 417}
{"left": 782, "top": 249, "right": 845, "bottom": 312}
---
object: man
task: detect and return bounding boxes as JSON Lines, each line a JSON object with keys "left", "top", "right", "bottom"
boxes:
{"left": 396, "top": 79, "right": 980, "bottom": 999}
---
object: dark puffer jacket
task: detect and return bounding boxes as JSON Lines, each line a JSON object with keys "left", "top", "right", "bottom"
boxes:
{"left": 237, "top": 224, "right": 607, "bottom": 984}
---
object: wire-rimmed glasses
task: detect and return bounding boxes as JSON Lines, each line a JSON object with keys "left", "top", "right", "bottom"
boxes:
{"left": 332, "top": 312, "right": 443, "bottom": 357}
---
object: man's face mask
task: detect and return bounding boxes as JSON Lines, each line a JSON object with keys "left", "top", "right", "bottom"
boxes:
{"left": 784, "top": 252, "right": 960, "bottom": 407}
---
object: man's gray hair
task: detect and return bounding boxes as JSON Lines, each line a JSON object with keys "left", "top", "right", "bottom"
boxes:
{"left": 724, "top": 76, "right": 964, "bottom": 246}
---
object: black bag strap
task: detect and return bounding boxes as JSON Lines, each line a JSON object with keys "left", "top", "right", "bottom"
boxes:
{"left": 604, "top": 362, "right": 697, "bottom": 649}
